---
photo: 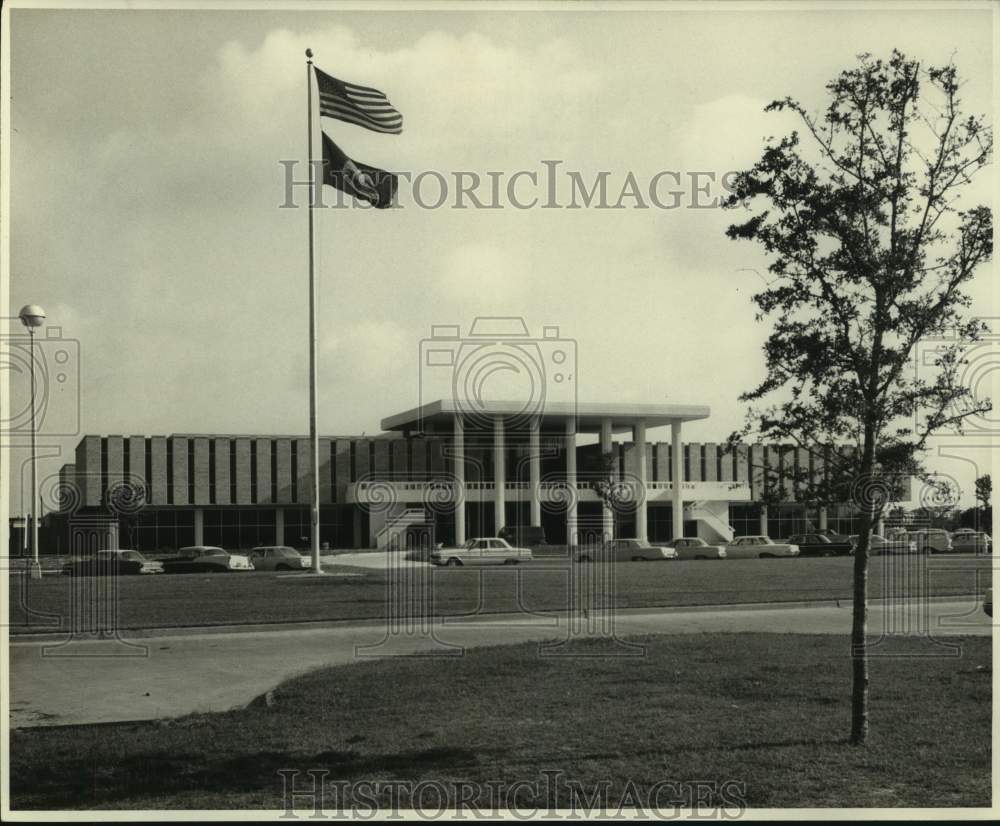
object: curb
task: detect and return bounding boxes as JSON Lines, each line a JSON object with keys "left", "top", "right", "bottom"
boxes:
{"left": 9, "top": 593, "right": 980, "bottom": 645}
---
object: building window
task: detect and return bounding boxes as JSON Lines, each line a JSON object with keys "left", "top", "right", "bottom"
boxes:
{"left": 729, "top": 503, "right": 761, "bottom": 538}
{"left": 270, "top": 441, "right": 278, "bottom": 502}
{"left": 250, "top": 441, "right": 258, "bottom": 504}
{"left": 144, "top": 439, "right": 152, "bottom": 500}
{"left": 131, "top": 508, "right": 195, "bottom": 552}
{"left": 100, "top": 438, "right": 109, "bottom": 504}
{"left": 330, "top": 441, "right": 337, "bottom": 498}
{"left": 230, "top": 442, "right": 237, "bottom": 503}
{"left": 166, "top": 440, "right": 174, "bottom": 505}
{"left": 290, "top": 440, "right": 298, "bottom": 502}
{"left": 187, "top": 441, "right": 195, "bottom": 504}
{"left": 208, "top": 440, "right": 216, "bottom": 505}
{"left": 770, "top": 504, "right": 808, "bottom": 539}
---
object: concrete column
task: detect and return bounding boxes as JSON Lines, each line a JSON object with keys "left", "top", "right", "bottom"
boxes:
{"left": 275, "top": 507, "right": 285, "bottom": 545}
{"left": 494, "top": 416, "right": 506, "bottom": 532}
{"left": 565, "top": 418, "right": 578, "bottom": 547}
{"left": 529, "top": 417, "right": 541, "bottom": 526}
{"left": 634, "top": 420, "right": 648, "bottom": 543}
{"left": 194, "top": 508, "right": 204, "bottom": 546}
{"left": 454, "top": 414, "right": 466, "bottom": 544}
{"left": 671, "top": 421, "right": 683, "bottom": 540}
{"left": 600, "top": 417, "right": 614, "bottom": 540}
{"left": 818, "top": 506, "right": 828, "bottom": 531}
{"left": 760, "top": 504, "right": 769, "bottom": 537}
{"left": 351, "top": 508, "right": 362, "bottom": 549}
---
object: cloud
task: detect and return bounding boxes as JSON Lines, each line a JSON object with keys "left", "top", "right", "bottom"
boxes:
{"left": 321, "top": 318, "right": 410, "bottom": 381}
{"left": 675, "top": 94, "right": 798, "bottom": 171}
{"left": 436, "top": 243, "right": 530, "bottom": 306}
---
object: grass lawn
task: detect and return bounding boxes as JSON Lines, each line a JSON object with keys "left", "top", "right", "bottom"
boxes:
{"left": 9, "top": 633, "right": 991, "bottom": 810}
{"left": 9, "top": 554, "right": 991, "bottom": 634}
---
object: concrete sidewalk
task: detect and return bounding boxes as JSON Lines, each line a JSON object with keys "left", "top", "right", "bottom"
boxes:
{"left": 9, "top": 597, "right": 990, "bottom": 729}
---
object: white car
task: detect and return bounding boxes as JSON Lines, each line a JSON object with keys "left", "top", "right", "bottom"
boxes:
{"left": 249, "top": 546, "right": 310, "bottom": 571}
{"left": 910, "top": 529, "right": 954, "bottom": 554}
{"left": 430, "top": 537, "right": 533, "bottom": 567}
{"left": 663, "top": 537, "right": 727, "bottom": 560}
{"left": 725, "top": 536, "right": 800, "bottom": 559}
{"left": 950, "top": 530, "right": 991, "bottom": 554}
{"left": 575, "top": 538, "right": 678, "bottom": 563}
{"left": 850, "top": 533, "right": 918, "bottom": 555}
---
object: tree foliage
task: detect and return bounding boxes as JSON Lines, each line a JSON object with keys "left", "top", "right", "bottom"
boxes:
{"left": 722, "top": 50, "right": 992, "bottom": 745}
{"left": 725, "top": 51, "right": 991, "bottom": 506}
{"left": 974, "top": 473, "right": 992, "bottom": 510}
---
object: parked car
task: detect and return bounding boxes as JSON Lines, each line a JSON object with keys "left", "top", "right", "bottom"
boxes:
{"left": 849, "top": 533, "right": 918, "bottom": 554}
{"left": 430, "top": 537, "right": 533, "bottom": 567}
{"left": 786, "top": 533, "right": 853, "bottom": 557}
{"left": 498, "top": 525, "right": 547, "bottom": 548}
{"left": 62, "top": 549, "right": 164, "bottom": 577}
{"left": 817, "top": 528, "right": 854, "bottom": 544}
{"left": 950, "top": 529, "right": 991, "bottom": 554}
{"left": 575, "top": 538, "right": 678, "bottom": 563}
{"left": 911, "top": 529, "right": 954, "bottom": 554}
{"left": 725, "top": 536, "right": 800, "bottom": 559}
{"left": 662, "top": 537, "right": 727, "bottom": 560}
{"left": 162, "top": 546, "right": 254, "bottom": 573}
{"left": 248, "top": 546, "right": 309, "bottom": 571}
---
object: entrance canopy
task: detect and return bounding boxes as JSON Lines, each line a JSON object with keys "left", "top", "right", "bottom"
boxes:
{"left": 381, "top": 399, "right": 710, "bottom": 434}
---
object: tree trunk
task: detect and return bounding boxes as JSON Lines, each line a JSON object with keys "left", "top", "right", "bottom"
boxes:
{"left": 850, "top": 429, "right": 878, "bottom": 746}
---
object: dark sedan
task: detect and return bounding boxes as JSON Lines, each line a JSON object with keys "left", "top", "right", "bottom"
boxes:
{"left": 786, "top": 533, "right": 853, "bottom": 557}
{"left": 161, "top": 546, "right": 254, "bottom": 574}
{"left": 62, "top": 549, "right": 164, "bottom": 576}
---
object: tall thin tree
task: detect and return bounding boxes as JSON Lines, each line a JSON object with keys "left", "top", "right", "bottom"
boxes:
{"left": 723, "top": 51, "right": 992, "bottom": 744}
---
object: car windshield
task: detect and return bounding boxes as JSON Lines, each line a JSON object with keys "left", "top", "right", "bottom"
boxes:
{"left": 277, "top": 548, "right": 300, "bottom": 557}
{"left": 463, "top": 539, "right": 477, "bottom": 550}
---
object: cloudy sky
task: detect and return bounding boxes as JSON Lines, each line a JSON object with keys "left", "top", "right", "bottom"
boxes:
{"left": 5, "top": 2, "right": 995, "bottom": 509}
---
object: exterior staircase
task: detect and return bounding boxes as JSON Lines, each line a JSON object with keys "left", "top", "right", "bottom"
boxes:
{"left": 685, "top": 500, "right": 734, "bottom": 543}
{"left": 376, "top": 507, "right": 431, "bottom": 551}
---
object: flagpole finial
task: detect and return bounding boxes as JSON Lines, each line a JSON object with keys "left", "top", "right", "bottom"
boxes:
{"left": 305, "top": 48, "right": 313, "bottom": 60}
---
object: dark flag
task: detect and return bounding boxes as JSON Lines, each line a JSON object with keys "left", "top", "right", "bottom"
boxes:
{"left": 315, "top": 67, "right": 403, "bottom": 134}
{"left": 321, "top": 132, "right": 398, "bottom": 209}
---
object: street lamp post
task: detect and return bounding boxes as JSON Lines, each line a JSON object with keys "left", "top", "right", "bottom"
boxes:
{"left": 19, "top": 304, "right": 46, "bottom": 580}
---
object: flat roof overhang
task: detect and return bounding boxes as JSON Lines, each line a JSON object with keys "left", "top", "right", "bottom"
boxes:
{"left": 381, "top": 399, "right": 710, "bottom": 434}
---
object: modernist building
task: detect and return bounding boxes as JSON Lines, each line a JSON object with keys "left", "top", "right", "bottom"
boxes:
{"left": 45, "top": 400, "right": 873, "bottom": 554}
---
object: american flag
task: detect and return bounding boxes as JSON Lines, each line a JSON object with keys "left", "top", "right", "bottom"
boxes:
{"left": 314, "top": 67, "right": 403, "bottom": 135}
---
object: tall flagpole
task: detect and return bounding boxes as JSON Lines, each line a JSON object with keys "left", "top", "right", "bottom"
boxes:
{"left": 306, "top": 48, "right": 322, "bottom": 574}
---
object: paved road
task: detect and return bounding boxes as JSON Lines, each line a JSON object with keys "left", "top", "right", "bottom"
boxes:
{"left": 9, "top": 597, "right": 990, "bottom": 729}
